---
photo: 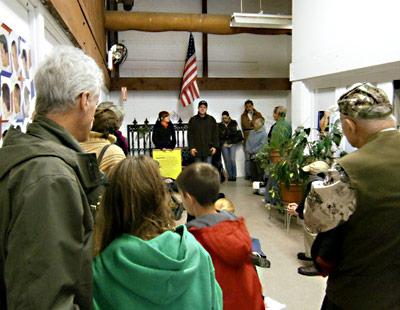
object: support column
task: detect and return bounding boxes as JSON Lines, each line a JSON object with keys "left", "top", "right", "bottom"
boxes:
{"left": 291, "top": 81, "right": 314, "bottom": 130}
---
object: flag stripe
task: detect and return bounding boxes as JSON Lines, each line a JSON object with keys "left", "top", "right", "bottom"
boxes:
{"left": 179, "top": 33, "right": 200, "bottom": 107}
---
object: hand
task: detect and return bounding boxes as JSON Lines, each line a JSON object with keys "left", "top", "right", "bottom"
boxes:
{"left": 162, "top": 148, "right": 171, "bottom": 151}
{"left": 287, "top": 203, "right": 299, "bottom": 216}
{"left": 210, "top": 147, "right": 216, "bottom": 155}
{"left": 190, "top": 148, "right": 197, "bottom": 157}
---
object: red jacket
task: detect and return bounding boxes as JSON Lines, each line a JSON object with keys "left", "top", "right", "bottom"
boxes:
{"left": 189, "top": 218, "right": 264, "bottom": 310}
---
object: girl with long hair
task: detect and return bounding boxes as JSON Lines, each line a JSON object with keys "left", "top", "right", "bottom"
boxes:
{"left": 93, "top": 156, "right": 222, "bottom": 309}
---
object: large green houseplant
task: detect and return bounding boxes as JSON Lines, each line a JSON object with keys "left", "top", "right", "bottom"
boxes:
{"left": 257, "top": 120, "right": 343, "bottom": 205}
{"left": 256, "top": 118, "right": 292, "bottom": 171}
{"left": 307, "top": 119, "right": 343, "bottom": 164}
{"left": 268, "top": 127, "right": 310, "bottom": 203}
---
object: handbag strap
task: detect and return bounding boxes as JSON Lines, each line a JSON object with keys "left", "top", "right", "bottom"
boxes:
{"left": 97, "top": 143, "right": 112, "bottom": 165}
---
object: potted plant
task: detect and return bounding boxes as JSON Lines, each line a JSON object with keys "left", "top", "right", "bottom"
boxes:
{"left": 268, "top": 127, "right": 310, "bottom": 204}
{"left": 255, "top": 118, "right": 292, "bottom": 170}
{"left": 269, "top": 120, "right": 343, "bottom": 205}
{"left": 307, "top": 119, "right": 343, "bottom": 164}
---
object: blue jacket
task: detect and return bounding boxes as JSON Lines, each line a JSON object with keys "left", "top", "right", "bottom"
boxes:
{"left": 245, "top": 126, "right": 267, "bottom": 154}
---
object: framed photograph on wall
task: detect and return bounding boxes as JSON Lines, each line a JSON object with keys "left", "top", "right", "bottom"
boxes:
{"left": 0, "top": 21, "right": 35, "bottom": 130}
{"left": 317, "top": 110, "right": 330, "bottom": 136}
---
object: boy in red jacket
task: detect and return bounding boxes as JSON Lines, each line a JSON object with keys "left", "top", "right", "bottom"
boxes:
{"left": 176, "top": 163, "right": 265, "bottom": 310}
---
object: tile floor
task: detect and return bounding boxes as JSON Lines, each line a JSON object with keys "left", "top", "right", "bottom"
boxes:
{"left": 221, "top": 178, "right": 326, "bottom": 310}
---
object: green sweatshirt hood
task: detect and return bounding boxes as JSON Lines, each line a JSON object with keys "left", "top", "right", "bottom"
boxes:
{"left": 93, "top": 225, "right": 216, "bottom": 308}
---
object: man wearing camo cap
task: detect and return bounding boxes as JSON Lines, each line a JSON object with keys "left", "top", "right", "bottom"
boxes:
{"left": 306, "top": 83, "right": 400, "bottom": 309}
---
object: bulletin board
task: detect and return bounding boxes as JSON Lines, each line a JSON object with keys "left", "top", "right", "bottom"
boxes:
{"left": 0, "top": 22, "right": 35, "bottom": 140}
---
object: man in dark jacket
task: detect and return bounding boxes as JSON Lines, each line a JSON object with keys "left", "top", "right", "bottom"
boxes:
{"left": 0, "top": 46, "right": 104, "bottom": 309}
{"left": 188, "top": 100, "right": 218, "bottom": 163}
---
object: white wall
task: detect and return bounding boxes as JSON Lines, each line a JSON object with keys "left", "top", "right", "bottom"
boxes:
{"left": 290, "top": 0, "right": 400, "bottom": 154}
{"left": 291, "top": 0, "right": 400, "bottom": 82}
{"left": 118, "top": 0, "right": 292, "bottom": 78}
{"left": 111, "top": 89, "right": 290, "bottom": 176}
{"left": 113, "top": 0, "right": 293, "bottom": 176}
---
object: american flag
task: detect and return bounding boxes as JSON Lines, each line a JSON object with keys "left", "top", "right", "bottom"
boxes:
{"left": 179, "top": 33, "right": 200, "bottom": 107}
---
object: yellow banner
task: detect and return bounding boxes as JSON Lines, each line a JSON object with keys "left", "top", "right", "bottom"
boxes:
{"left": 152, "top": 148, "right": 182, "bottom": 179}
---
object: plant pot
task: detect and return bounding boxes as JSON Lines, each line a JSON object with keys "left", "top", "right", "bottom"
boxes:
{"left": 279, "top": 182, "right": 304, "bottom": 204}
{"left": 270, "top": 149, "right": 281, "bottom": 163}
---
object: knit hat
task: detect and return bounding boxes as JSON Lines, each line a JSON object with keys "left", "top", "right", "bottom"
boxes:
{"left": 198, "top": 100, "right": 208, "bottom": 108}
{"left": 337, "top": 83, "right": 392, "bottom": 119}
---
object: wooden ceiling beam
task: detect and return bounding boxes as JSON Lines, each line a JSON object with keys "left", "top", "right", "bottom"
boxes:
{"left": 104, "top": 11, "right": 291, "bottom": 35}
{"left": 43, "top": 0, "right": 111, "bottom": 89}
{"left": 111, "top": 77, "right": 291, "bottom": 91}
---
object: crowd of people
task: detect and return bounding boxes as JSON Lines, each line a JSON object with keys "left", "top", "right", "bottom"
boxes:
{"left": 151, "top": 97, "right": 291, "bottom": 184}
{"left": 0, "top": 46, "right": 399, "bottom": 310}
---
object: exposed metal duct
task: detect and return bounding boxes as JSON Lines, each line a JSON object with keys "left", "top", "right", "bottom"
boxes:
{"left": 104, "top": 11, "right": 291, "bottom": 35}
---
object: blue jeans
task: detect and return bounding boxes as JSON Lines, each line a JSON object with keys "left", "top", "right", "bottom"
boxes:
{"left": 221, "top": 145, "right": 237, "bottom": 178}
{"left": 194, "top": 156, "right": 212, "bottom": 164}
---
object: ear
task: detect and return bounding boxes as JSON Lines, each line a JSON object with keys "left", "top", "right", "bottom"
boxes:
{"left": 78, "top": 91, "right": 90, "bottom": 111}
{"left": 343, "top": 118, "right": 357, "bottom": 135}
{"left": 181, "top": 191, "right": 191, "bottom": 202}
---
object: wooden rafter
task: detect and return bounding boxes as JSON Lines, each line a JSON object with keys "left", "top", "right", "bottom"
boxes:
{"left": 111, "top": 77, "right": 291, "bottom": 91}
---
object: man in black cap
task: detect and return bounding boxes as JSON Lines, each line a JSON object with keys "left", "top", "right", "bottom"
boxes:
{"left": 188, "top": 100, "right": 218, "bottom": 163}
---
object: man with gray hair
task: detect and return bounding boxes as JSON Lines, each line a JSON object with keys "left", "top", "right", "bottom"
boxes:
{"left": 245, "top": 117, "right": 267, "bottom": 181}
{"left": 306, "top": 83, "right": 400, "bottom": 309}
{"left": 0, "top": 46, "right": 104, "bottom": 308}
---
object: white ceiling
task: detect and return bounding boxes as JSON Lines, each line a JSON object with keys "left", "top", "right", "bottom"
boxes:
{"left": 117, "top": 0, "right": 292, "bottom": 78}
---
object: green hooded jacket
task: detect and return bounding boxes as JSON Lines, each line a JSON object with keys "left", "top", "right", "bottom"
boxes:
{"left": 0, "top": 116, "right": 104, "bottom": 309}
{"left": 93, "top": 225, "right": 223, "bottom": 310}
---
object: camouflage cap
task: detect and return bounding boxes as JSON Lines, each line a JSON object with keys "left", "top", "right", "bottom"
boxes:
{"left": 337, "top": 83, "right": 392, "bottom": 119}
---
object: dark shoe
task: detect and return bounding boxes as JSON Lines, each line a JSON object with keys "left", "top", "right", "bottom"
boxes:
{"left": 297, "top": 252, "right": 312, "bottom": 261}
{"left": 228, "top": 177, "right": 236, "bottom": 182}
{"left": 251, "top": 252, "right": 271, "bottom": 268}
{"left": 297, "top": 265, "right": 320, "bottom": 276}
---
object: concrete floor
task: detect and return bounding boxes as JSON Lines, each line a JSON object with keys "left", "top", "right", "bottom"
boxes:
{"left": 220, "top": 178, "right": 326, "bottom": 310}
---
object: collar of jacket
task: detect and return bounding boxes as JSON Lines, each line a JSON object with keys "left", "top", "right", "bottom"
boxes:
{"left": 241, "top": 108, "right": 259, "bottom": 116}
{"left": 196, "top": 113, "right": 209, "bottom": 119}
{"left": 0, "top": 116, "right": 104, "bottom": 192}
{"left": 86, "top": 131, "right": 117, "bottom": 144}
{"left": 27, "top": 115, "right": 83, "bottom": 152}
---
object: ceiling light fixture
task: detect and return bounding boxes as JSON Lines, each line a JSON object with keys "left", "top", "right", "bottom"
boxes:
{"left": 230, "top": 13, "right": 292, "bottom": 29}
{"left": 230, "top": 0, "right": 292, "bottom": 29}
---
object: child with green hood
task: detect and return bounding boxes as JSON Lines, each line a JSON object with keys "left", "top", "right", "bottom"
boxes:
{"left": 93, "top": 156, "right": 222, "bottom": 309}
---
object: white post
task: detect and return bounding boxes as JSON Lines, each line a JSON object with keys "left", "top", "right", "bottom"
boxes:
{"left": 291, "top": 81, "right": 314, "bottom": 130}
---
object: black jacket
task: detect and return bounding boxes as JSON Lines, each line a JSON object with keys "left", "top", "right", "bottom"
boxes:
{"left": 152, "top": 121, "right": 176, "bottom": 149}
{"left": 188, "top": 114, "right": 218, "bottom": 157}
{"left": 218, "top": 120, "right": 240, "bottom": 146}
